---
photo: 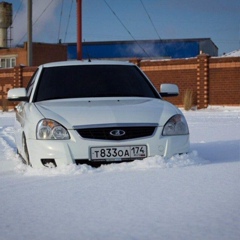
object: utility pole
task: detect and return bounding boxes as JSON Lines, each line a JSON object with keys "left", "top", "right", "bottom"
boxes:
{"left": 76, "top": 0, "right": 82, "bottom": 60}
{"left": 28, "top": 0, "right": 32, "bottom": 66}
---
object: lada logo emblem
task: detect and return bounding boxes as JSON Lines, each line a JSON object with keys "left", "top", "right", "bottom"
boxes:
{"left": 110, "top": 129, "right": 126, "bottom": 137}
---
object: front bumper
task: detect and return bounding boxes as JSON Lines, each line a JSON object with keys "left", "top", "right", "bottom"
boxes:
{"left": 27, "top": 128, "right": 190, "bottom": 168}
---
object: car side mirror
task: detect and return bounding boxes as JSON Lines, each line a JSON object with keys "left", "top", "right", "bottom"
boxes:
{"left": 7, "top": 88, "right": 29, "bottom": 102}
{"left": 160, "top": 84, "right": 179, "bottom": 97}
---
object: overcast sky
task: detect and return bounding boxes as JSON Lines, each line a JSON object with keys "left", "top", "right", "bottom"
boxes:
{"left": 6, "top": 0, "right": 240, "bottom": 55}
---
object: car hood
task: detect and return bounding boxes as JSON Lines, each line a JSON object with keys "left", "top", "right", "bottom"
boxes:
{"left": 35, "top": 98, "right": 181, "bottom": 129}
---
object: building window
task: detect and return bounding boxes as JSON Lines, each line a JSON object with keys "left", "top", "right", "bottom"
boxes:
{"left": 0, "top": 57, "right": 16, "bottom": 68}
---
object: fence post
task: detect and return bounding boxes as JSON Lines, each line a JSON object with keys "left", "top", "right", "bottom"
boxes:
{"left": 13, "top": 65, "right": 24, "bottom": 88}
{"left": 196, "top": 53, "right": 210, "bottom": 109}
{"left": 129, "top": 58, "right": 141, "bottom": 67}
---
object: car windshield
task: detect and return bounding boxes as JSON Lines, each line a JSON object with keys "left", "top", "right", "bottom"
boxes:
{"left": 34, "top": 65, "right": 160, "bottom": 101}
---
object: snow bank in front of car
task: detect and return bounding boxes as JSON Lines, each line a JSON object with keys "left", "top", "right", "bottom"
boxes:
{"left": 15, "top": 151, "right": 207, "bottom": 177}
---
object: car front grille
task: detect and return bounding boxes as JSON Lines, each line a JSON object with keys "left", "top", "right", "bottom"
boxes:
{"left": 75, "top": 126, "right": 156, "bottom": 140}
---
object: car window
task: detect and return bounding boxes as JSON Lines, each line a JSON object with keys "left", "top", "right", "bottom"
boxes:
{"left": 26, "top": 69, "right": 39, "bottom": 98}
{"left": 34, "top": 65, "right": 160, "bottom": 102}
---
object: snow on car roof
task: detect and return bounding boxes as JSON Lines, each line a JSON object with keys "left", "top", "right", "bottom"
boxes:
{"left": 41, "top": 60, "right": 134, "bottom": 68}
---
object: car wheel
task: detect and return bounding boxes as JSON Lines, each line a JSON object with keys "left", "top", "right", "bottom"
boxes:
{"left": 22, "top": 134, "right": 32, "bottom": 167}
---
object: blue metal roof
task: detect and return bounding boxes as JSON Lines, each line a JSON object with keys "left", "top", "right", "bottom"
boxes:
{"left": 67, "top": 39, "right": 217, "bottom": 59}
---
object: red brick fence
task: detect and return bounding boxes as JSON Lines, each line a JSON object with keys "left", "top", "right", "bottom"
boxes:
{"left": 132, "top": 54, "right": 240, "bottom": 108}
{"left": 0, "top": 54, "right": 239, "bottom": 110}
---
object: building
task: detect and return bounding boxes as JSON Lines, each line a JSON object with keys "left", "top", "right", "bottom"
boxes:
{"left": 0, "top": 42, "right": 67, "bottom": 68}
{"left": 67, "top": 38, "right": 218, "bottom": 60}
{"left": 0, "top": 38, "right": 218, "bottom": 68}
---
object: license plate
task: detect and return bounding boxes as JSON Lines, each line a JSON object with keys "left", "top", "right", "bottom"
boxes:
{"left": 90, "top": 145, "right": 147, "bottom": 161}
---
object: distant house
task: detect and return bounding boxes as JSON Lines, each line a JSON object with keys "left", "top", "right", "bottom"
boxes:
{"left": 0, "top": 42, "right": 67, "bottom": 68}
{"left": 67, "top": 38, "right": 218, "bottom": 60}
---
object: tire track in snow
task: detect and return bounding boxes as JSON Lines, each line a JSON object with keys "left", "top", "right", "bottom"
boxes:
{"left": 0, "top": 126, "right": 19, "bottom": 172}
{"left": 0, "top": 127, "right": 16, "bottom": 149}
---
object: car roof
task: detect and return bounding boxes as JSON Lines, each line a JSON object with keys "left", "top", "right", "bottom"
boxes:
{"left": 40, "top": 60, "right": 135, "bottom": 68}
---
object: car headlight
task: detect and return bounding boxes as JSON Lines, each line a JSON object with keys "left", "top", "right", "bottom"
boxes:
{"left": 36, "top": 119, "right": 70, "bottom": 140}
{"left": 162, "top": 114, "right": 189, "bottom": 136}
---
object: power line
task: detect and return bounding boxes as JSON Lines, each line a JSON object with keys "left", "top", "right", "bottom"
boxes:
{"left": 33, "top": 0, "right": 55, "bottom": 26}
{"left": 15, "top": 0, "right": 55, "bottom": 46}
{"left": 12, "top": 0, "right": 24, "bottom": 23}
{"left": 103, "top": 0, "right": 150, "bottom": 57}
{"left": 58, "top": 0, "right": 64, "bottom": 42}
{"left": 11, "top": 0, "right": 24, "bottom": 47}
{"left": 140, "top": 0, "right": 161, "bottom": 40}
{"left": 64, "top": 0, "right": 74, "bottom": 43}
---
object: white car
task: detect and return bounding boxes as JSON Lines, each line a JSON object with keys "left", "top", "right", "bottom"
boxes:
{"left": 8, "top": 60, "right": 189, "bottom": 168}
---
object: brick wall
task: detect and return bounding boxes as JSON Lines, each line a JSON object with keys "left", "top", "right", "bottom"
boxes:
{"left": 0, "top": 66, "right": 37, "bottom": 109}
{"left": 209, "top": 58, "right": 240, "bottom": 105}
{"left": 0, "top": 68, "right": 14, "bottom": 109}
{"left": 0, "top": 54, "right": 239, "bottom": 110}
{"left": 132, "top": 54, "right": 240, "bottom": 108}
{"left": 137, "top": 58, "right": 198, "bottom": 106}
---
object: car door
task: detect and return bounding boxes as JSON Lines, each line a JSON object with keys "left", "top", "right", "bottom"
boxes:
{"left": 14, "top": 70, "right": 39, "bottom": 153}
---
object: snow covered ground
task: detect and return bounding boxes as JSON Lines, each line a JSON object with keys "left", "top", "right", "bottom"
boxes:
{"left": 0, "top": 106, "right": 239, "bottom": 240}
